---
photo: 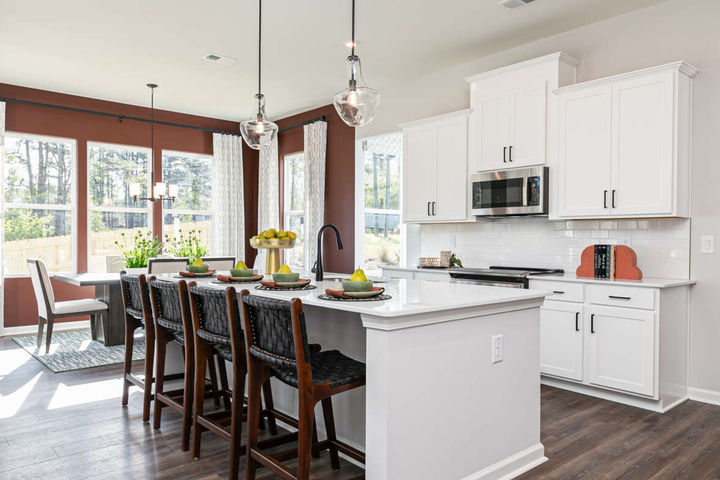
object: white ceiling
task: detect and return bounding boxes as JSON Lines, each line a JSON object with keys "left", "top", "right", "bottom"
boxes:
{"left": 0, "top": 0, "right": 667, "bottom": 122}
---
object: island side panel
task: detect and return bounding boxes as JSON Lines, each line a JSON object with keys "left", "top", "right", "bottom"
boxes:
{"left": 364, "top": 305, "right": 545, "bottom": 480}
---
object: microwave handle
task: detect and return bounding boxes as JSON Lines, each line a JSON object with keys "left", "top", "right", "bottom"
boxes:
{"left": 522, "top": 176, "right": 528, "bottom": 207}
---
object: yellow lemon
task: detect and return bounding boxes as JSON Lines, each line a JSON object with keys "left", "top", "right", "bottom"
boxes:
{"left": 277, "top": 230, "right": 288, "bottom": 239}
{"left": 350, "top": 268, "right": 367, "bottom": 282}
{"left": 287, "top": 231, "right": 297, "bottom": 240}
{"left": 264, "top": 228, "right": 277, "bottom": 239}
{"left": 192, "top": 258, "right": 204, "bottom": 267}
{"left": 278, "top": 264, "right": 292, "bottom": 274}
{"left": 234, "top": 260, "right": 247, "bottom": 270}
{"left": 258, "top": 231, "right": 266, "bottom": 239}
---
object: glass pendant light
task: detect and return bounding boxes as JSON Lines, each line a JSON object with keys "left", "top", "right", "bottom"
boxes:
{"left": 240, "top": 0, "right": 278, "bottom": 150}
{"left": 333, "top": 0, "right": 380, "bottom": 127}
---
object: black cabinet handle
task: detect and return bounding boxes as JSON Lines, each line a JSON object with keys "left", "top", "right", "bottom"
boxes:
{"left": 432, "top": 202, "right": 436, "bottom": 216}
{"left": 590, "top": 314, "right": 595, "bottom": 334}
{"left": 603, "top": 190, "right": 608, "bottom": 208}
{"left": 552, "top": 290, "right": 565, "bottom": 294}
{"left": 575, "top": 312, "right": 580, "bottom": 332}
{"left": 609, "top": 295, "right": 631, "bottom": 300}
{"left": 508, "top": 145, "right": 513, "bottom": 162}
{"left": 427, "top": 202, "right": 431, "bottom": 216}
{"left": 612, "top": 190, "right": 616, "bottom": 208}
{"left": 503, "top": 146, "right": 507, "bottom": 163}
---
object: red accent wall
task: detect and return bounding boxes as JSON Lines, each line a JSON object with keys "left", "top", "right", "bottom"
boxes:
{"left": 0, "top": 83, "right": 259, "bottom": 328}
{"left": 276, "top": 105, "right": 355, "bottom": 274}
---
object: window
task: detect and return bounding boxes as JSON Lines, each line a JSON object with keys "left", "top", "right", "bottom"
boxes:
{"left": 3, "top": 133, "right": 76, "bottom": 275}
{"left": 87, "top": 143, "right": 151, "bottom": 272}
{"left": 283, "top": 152, "right": 304, "bottom": 269}
{"left": 161, "top": 150, "right": 213, "bottom": 249}
{"left": 358, "top": 133, "right": 402, "bottom": 273}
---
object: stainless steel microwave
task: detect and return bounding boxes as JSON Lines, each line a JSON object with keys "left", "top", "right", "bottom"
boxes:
{"left": 470, "top": 166, "right": 549, "bottom": 217}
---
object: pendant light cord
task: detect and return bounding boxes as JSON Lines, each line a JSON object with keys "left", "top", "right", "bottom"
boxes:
{"left": 148, "top": 84, "right": 156, "bottom": 185}
{"left": 258, "top": 0, "right": 262, "bottom": 97}
{"left": 351, "top": 0, "right": 356, "bottom": 57}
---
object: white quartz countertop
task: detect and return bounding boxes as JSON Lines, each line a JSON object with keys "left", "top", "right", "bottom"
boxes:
{"left": 171, "top": 276, "right": 547, "bottom": 318}
{"left": 381, "top": 266, "right": 695, "bottom": 289}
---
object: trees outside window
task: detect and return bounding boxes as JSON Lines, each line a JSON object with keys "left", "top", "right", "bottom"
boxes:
{"left": 283, "top": 152, "right": 304, "bottom": 269}
{"left": 87, "top": 142, "right": 151, "bottom": 272}
{"left": 161, "top": 151, "right": 213, "bottom": 251}
{"left": 3, "top": 134, "right": 76, "bottom": 274}
{"left": 360, "top": 133, "right": 402, "bottom": 272}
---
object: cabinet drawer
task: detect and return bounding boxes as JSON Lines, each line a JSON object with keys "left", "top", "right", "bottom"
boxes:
{"left": 587, "top": 285, "right": 655, "bottom": 310}
{"left": 529, "top": 280, "right": 584, "bottom": 303}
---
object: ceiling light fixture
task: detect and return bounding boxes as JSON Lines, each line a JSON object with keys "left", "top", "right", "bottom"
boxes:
{"left": 333, "top": 0, "right": 380, "bottom": 127}
{"left": 239, "top": 0, "right": 278, "bottom": 150}
{"left": 129, "top": 84, "right": 178, "bottom": 205}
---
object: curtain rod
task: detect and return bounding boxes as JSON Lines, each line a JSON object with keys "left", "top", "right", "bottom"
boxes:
{"left": 278, "top": 115, "right": 326, "bottom": 133}
{"left": 0, "top": 96, "right": 242, "bottom": 137}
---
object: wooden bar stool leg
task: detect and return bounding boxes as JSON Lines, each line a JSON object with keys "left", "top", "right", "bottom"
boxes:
{"left": 36, "top": 317, "right": 45, "bottom": 348}
{"left": 245, "top": 361, "right": 267, "bottom": 480}
{"left": 311, "top": 420, "right": 320, "bottom": 458}
{"left": 192, "top": 341, "right": 211, "bottom": 459}
{"left": 321, "top": 397, "right": 341, "bottom": 470}
{"left": 216, "top": 356, "right": 232, "bottom": 411}
{"left": 181, "top": 340, "right": 194, "bottom": 452}
{"left": 153, "top": 330, "right": 169, "bottom": 430}
{"left": 296, "top": 393, "right": 318, "bottom": 480}
{"left": 261, "top": 379, "right": 278, "bottom": 435}
{"left": 121, "top": 321, "right": 134, "bottom": 407}
{"left": 229, "top": 358, "right": 246, "bottom": 480}
{"left": 142, "top": 323, "right": 155, "bottom": 422}
{"left": 208, "top": 356, "right": 221, "bottom": 408}
{"left": 45, "top": 317, "right": 54, "bottom": 353}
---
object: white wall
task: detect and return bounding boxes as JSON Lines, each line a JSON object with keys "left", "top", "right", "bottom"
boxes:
{"left": 362, "top": 0, "right": 720, "bottom": 396}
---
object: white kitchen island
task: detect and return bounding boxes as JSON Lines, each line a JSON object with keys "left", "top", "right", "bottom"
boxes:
{"left": 177, "top": 276, "right": 549, "bottom": 480}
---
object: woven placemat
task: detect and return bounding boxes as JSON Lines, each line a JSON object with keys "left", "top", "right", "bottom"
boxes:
{"left": 318, "top": 293, "right": 392, "bottom": 302}
{"left": 255, "top": 284, "right": 317, "bottom": 291}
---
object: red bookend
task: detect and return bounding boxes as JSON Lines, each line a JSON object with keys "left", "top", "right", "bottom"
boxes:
{"left": 576, "top": 245, "right": 643, "bottom": 280}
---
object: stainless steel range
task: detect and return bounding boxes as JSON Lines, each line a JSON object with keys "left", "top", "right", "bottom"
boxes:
{"left": 448, "top": 266, "right": 564, "bottom": 288}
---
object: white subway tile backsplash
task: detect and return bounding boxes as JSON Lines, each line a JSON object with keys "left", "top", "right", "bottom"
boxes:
{"left": 419, "top": 218, "right": 690, "bottom": 279}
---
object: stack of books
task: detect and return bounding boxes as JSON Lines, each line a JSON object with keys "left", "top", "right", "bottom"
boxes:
{"left": 593, "top": 244, "right": 617, "bottom": 279}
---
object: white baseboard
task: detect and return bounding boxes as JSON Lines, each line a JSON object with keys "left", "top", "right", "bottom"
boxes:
{"left": 1, "top": 320, "right": 90, "bottom": 337}
{"left": 689, "top": 387, "right": 720, "bottom": 406}
{"left": 463, "top": 443, "right": 547, "bottom": 480}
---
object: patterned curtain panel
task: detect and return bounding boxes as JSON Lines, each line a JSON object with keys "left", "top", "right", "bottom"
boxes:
{"left": 0, "top": 102, "right": 5, "bottom": 331}
{"left": 211, "top": 133, "right": 245, "bottom": 262}
{"left": 302, "top": 121, "right": 328, "bottom": 272}
{"left": 257, "top": 137, "right": 279, "bottom": 232}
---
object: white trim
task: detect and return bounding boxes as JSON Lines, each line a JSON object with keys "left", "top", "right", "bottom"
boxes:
{"left": 1, "top": 319, "right": 90, "bottom": 337}
{"left": 398, "top": 108, "right": 471, "bottom": 129}
{"left": 689, "top": 387, "right": 720, "bottom": 406}
{"left": 554, "top": 61, "right": 699, "bottom": 95}
{"left": 464, "top": 51, "right": 580, "bottom": 83}
{"left": 5, "top": 203, "right": 72, "bottom": 211}
{"left": 162, "top": 149, "right": 212, "bottom": 161}
{"left": 461, "top": 443, "right": 547, "bottom": 480}
{"left": 89, "top": 206, "right": 151, "bottom": 214}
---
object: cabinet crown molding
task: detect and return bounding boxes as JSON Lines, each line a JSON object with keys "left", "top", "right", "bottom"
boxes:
{"left": 554, "top": 61, "right": 699, "bottom": 95}
{"left": 464, "top": 51, "right": 580, "bottom": 83}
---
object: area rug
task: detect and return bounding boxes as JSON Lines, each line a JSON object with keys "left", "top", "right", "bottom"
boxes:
{"left": 12, "top": 329, "right": 145, "bottom": 373}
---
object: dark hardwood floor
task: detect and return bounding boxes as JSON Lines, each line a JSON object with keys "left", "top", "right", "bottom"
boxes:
{"left": 2, "top": 335, "right": 720, "bottom": 479}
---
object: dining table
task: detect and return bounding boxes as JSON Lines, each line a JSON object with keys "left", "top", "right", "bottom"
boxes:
{"left": 53, "top": 272, "right": 124, "bottom": 346}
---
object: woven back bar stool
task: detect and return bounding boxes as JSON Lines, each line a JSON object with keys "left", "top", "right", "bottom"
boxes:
{"left": 148, "top": 278, "right": 219, "bottom": 452}
{"left": 188, "top": 284, "right": 288, "bottom": 480}
{"left": 119, "top": 272, "right": 157, "bottom": 422}
{"left": 239, "top": 291, "right": 367, "bottom": 480}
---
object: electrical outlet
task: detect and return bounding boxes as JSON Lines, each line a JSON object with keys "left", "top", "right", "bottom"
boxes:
{"left": 492, "top": 334, "right": 503, "bottom": 363}
{"left": 701, "top": 235, "right": 715, "bottom": 254}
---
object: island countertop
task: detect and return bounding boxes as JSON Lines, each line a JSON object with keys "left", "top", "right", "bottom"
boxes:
{"left": 176, "top": 276, "right": 548, "bottom": 318}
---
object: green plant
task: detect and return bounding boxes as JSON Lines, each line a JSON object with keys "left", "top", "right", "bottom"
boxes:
{"left": 163, "top": 228, "right": 208, "bottom": 264}
{"left": 114, "top": 230, "right": 162, "bottom": 268}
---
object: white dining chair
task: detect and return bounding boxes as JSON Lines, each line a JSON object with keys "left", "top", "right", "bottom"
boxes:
{"left": 147, "top": 257, "right": 189, "bottom": 274}
{"left": 106, "top": 255, "right": 126, "bottom": 273}
{"left": 27, "top": 259, "right": 108, "bottom": 353}
{"left": 200, "top": 256, "right": 236, "bottom": 271}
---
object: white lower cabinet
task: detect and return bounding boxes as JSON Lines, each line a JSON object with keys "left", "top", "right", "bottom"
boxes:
{"left": 540, "top": 301, "right": 583, "bottom": 381}
{"left": 531, "top": 279, "right": 689, "bottom": 412}
{"left": 586, "top": 305, "right": 655, "bottom": 396}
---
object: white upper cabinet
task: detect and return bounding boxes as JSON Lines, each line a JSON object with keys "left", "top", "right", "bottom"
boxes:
{"left": 466, "top": 52, "right": 579, "bottom": 173}
{"left": 555, "top": 62, "right": 697, "bottom": 219}
{"left": 401, "top": 110, "right": 469, "bottom": 223}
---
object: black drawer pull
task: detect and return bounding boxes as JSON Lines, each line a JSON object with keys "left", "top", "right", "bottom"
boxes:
{"left": 552, "top": 290, "right": 565, "bottom": 294}
{"left": 575, "top": 312, "right": 580, "bottom": 332}
{"left": 503, "top": 146, "right": 507, "bottom": 163}
{"left": 608, "top": 295, "right": 631, "bottom": 300}
{"left": 590, "top": 313, "right": 595, "bottom": 334}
